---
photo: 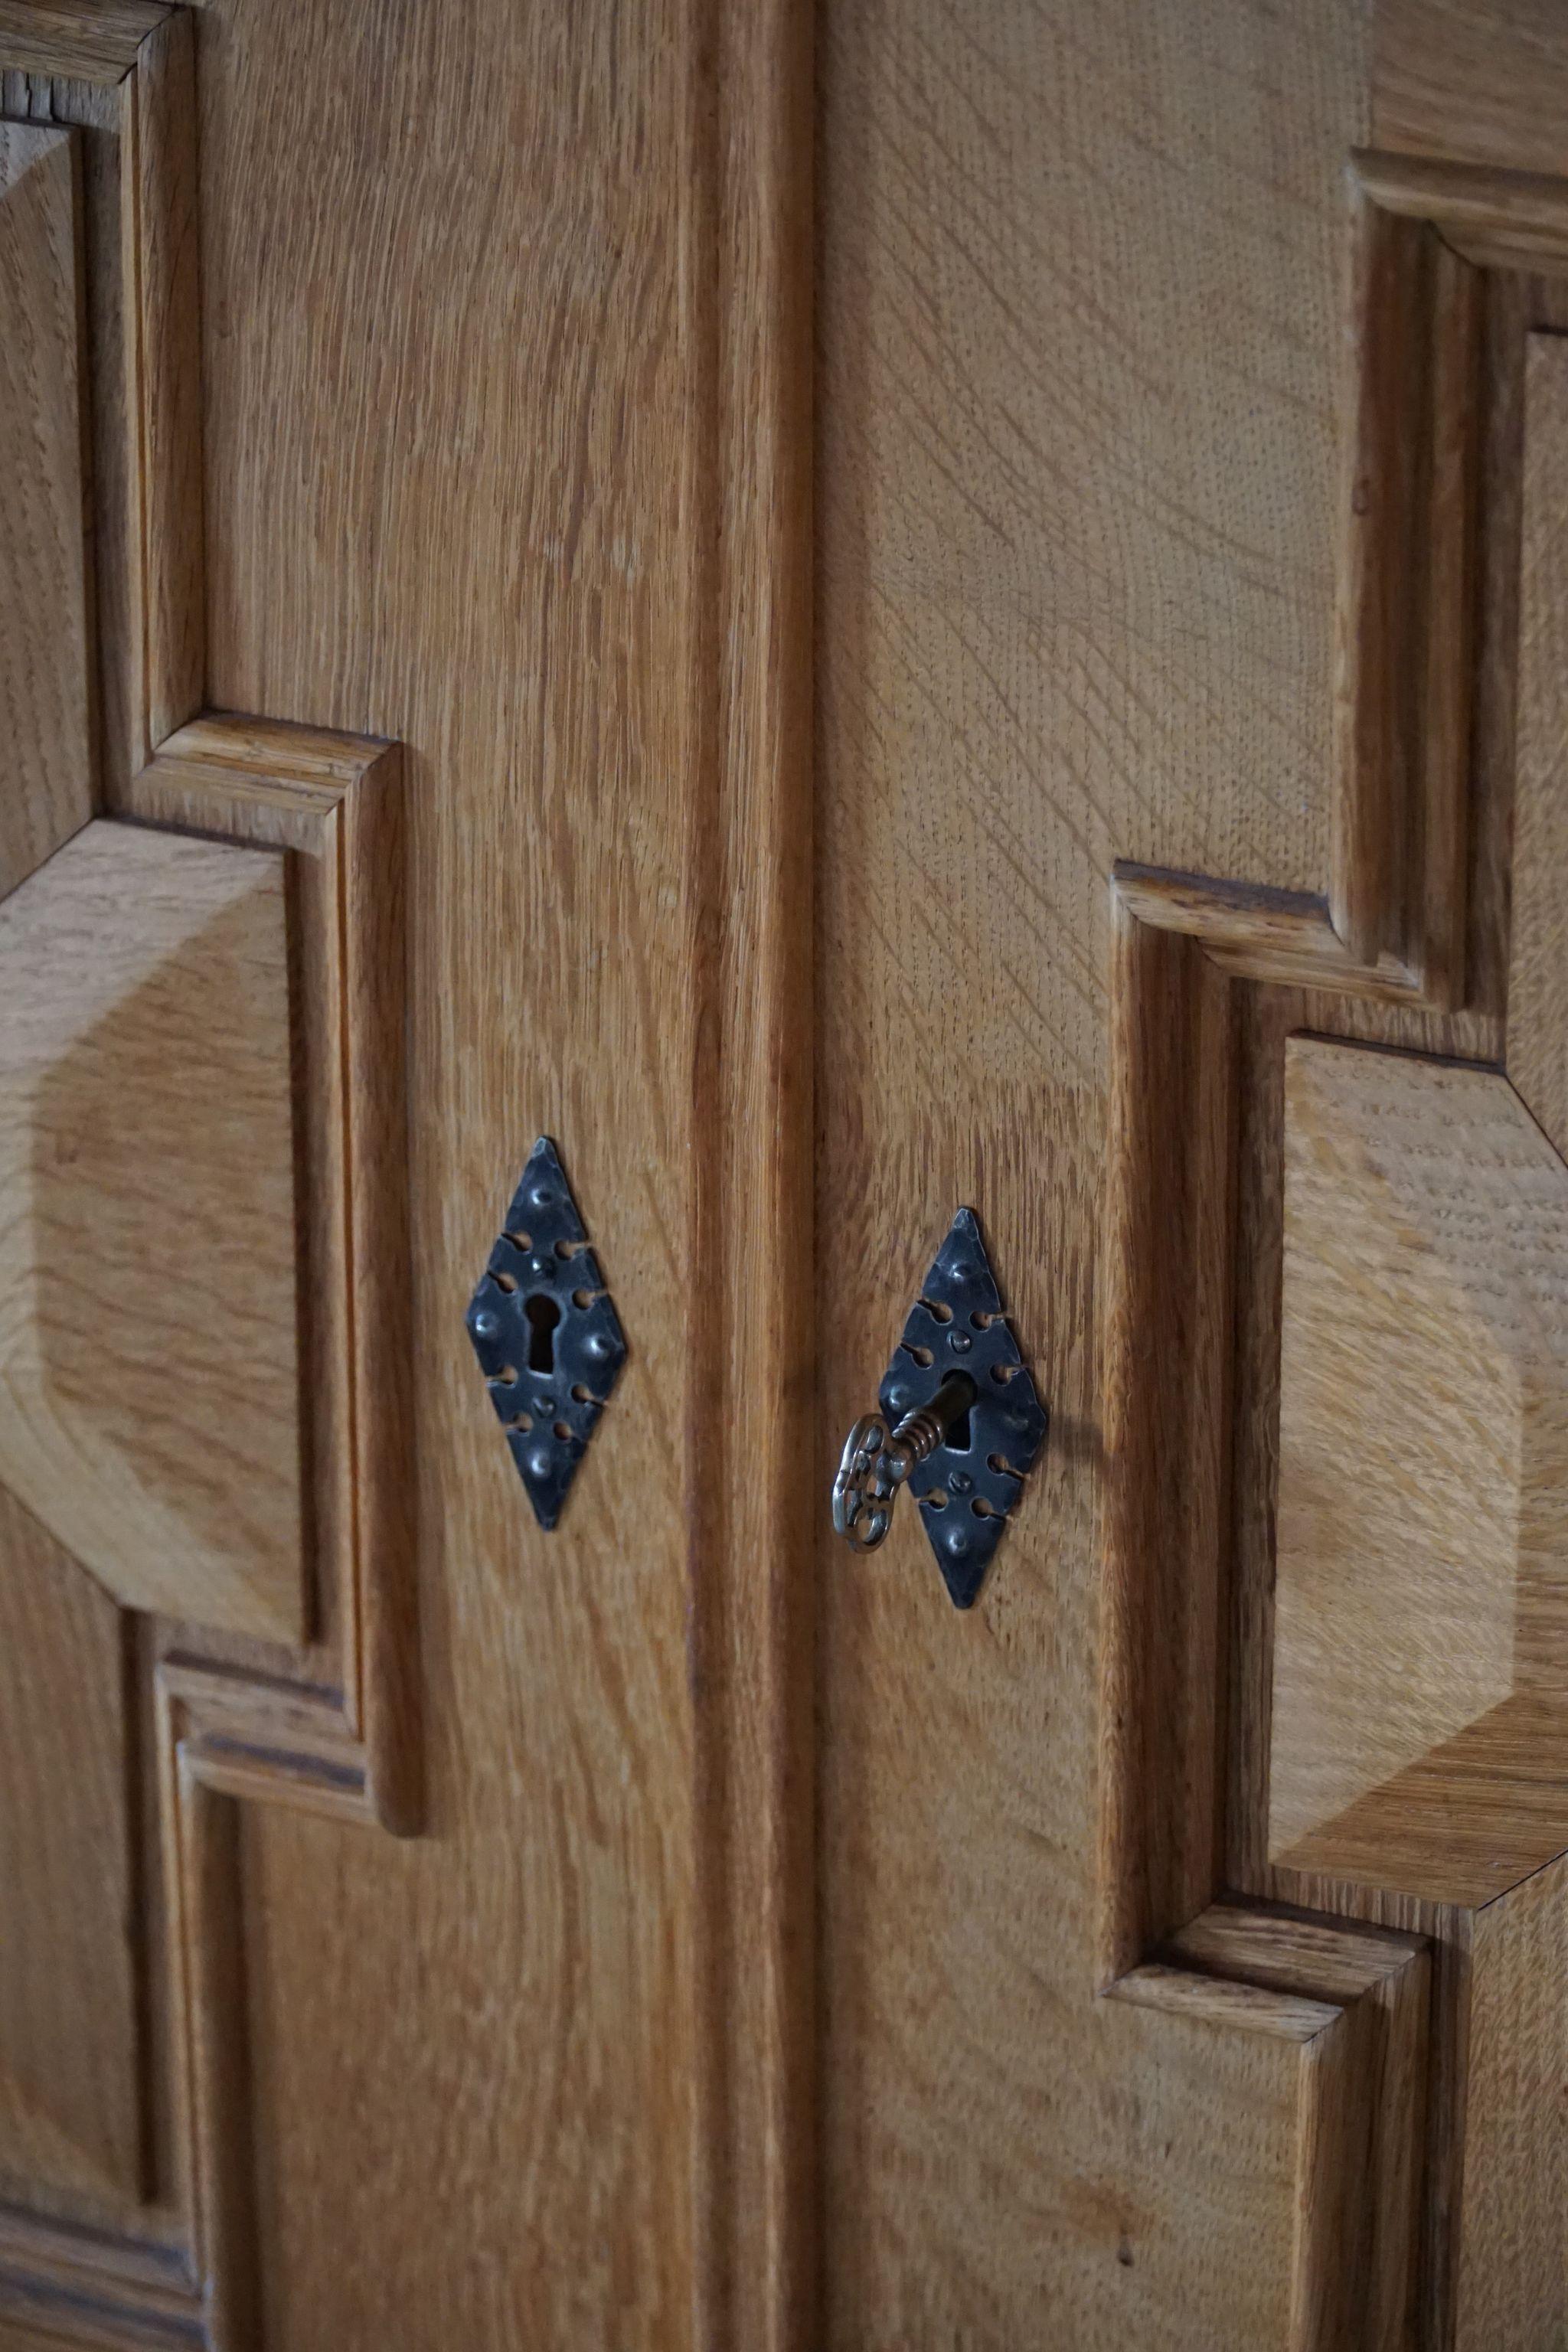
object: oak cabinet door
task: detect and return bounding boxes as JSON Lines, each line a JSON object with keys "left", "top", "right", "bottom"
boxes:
{"left": 2, "top": 2, "right": 1568, "bottom": 2347}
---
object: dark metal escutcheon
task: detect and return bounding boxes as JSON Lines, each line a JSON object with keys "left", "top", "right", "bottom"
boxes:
{"left": 466, "top": 1136, "right": 626, "bottom": 1529}
{"left": 874, "top": 1207, "right": 1047, "bottom": 1607}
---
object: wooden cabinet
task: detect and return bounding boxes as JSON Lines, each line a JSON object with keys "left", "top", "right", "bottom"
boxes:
{"left": 2, "top": 1, "right": 1568, "bottom": 2344}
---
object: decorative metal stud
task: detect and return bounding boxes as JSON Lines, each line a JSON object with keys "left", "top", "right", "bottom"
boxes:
{"left": 872, "top": 1207, "right": 1047, "bottom": 1607}
{"left": 466, "top": 1136, "right": 626, "bottom": 1529}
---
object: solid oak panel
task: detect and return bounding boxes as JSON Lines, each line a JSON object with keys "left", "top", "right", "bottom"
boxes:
{"left": 0, "top": 121, "right": 93, "bottom": 890}
{"left": 1106, "top": 1903, "right": 1427, "bottom": 2351}
{"left": 1, "top": 6, "right": 205, "bottom": 792}
{"left": 1508, "top": 332, "right": 1568, "bottom": 1161}
{"left": 1271, "top": 1039, "right": 1568, "bottom": 1900}
{"left": 0, "top": 819, "right": 302, "bottom": 1642}
{"left": 818, "top": 0, "right": 1373, "bottom": 2340}
{"left": 0, "top": 1, "right": 166, "bottom": 83}
{"left": 0, "top": 1492, "right": 141, "bottom": 2213}
{"left": 1375, "top": 0, "right": 1568, "bottom": 180}
{"left": 193, "top": 2, "right": 700, "bottom": 2340}
{"left": 1455, "top": 1855, "right": 1568, "bottom": 2348}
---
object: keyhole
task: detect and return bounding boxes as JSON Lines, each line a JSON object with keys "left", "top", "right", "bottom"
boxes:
{"left": 947, "top": 1396, "right": 973, "bottom": 1452}
{"left": 525, "top": 1292, "right": 560, "bottom": 1374}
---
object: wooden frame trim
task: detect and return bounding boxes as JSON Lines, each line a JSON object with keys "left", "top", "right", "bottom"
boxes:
{"left": 124, "top": 713, "right": 418, "bottom": 1841}
{"left": 2, "top": 2, "right": 205, "bottom": 789}
{"left": 1, "top": 11, "right": 415, "bottom": 2339}
{"left": 1109, "top": 1901, "right": 1430, "bottom": 2352}
{"left": 0, "top": 714, "right": 413, "bottom": 2349}
{"left": 0, "top": 1, "right": 171, "bottom": 87}
{"left": 681, "top": 0, "right": 815, "bottom": 2344}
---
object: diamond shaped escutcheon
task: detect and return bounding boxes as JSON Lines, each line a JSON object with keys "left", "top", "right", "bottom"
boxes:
{"left": 877, "top": 1208, "right": 1047, "bottom": 1608}
{"left": 466, "top": 1137, "right": 626, "bottom": 1529}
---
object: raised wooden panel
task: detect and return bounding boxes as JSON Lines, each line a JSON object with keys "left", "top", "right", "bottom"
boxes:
{"left": 1270, "top": 1040, "right": 1568, "bottom": 1901}
{"left": 0, "top": 714, "right": 413, "bottom": 2347}
{"left": 0, "top": 119, "right": 93, "bottom": 888}
{"left": 0, "top": 818, "right": 302, "bottom": 1643}
{"left": 1106, "top": 1905, "right": 1428, "bottom": 2351}
{"left": 0, "top": 1491, "right": 140, "bottom": 2211}
{"left": 1455, "top": 1854, "right": 1568, "bottom": 2348}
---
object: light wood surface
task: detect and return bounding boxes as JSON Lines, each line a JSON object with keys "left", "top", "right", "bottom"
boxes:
{"left": 0, "top": 818, "right": 302, "bottom": 1641}
{"left": 1455, "top": 1854, "right": 1568, "bottom": 2348}
{"left": 1270, "top": 1040, "right": 1568, "bottom": 1901}
{"left": 1508, "top": 333, "right": 1568, "bottom": 1161}
{"left": 0, "top": 1491, "right": 141, "bottom": 2212}
{"left": 126, "top": 711, "right": 417, "bottom": 1834}
{"left": 1375, "top": 0, "right": 1568, "bottom": 180}
{"left": 1106, "top": 1901, "right": 1428, "bottom": 2352}
{"left": 2, "top": 5, "right": 204, "bottom": 794}
{"left": 681, "top": 5, "right": 815, "bottom": 2344}
{"left": 0, "top": 714, "right": 414, "bottom": 2339}
{"left": 0, "top": 122, "right": 93, "bottom": 896}
{"left": 0, "top": 0, "right": 165, "bottom": 83}
{"left": 1166, "top": 1904, "right": 1430, "bottom": 2349}
{"left": 1356, "top": 146, "right": 1568, "bottom": 275}
{"left": 816, "top": 2, "right": 1389, "bottom": 2341}
{"left": 192, "top": 2, "right": 704, "bottom": 2340}
{"left": 12, "top": 0, "right": 1568, "bottom": 2338}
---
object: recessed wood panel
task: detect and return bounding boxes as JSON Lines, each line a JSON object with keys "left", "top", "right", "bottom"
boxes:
{"left": 0, "top": 819, "right": 302, "bottom": 1642}
{"left": 0, "top": 120, "right": 93, "bottom": 892}
{"left": 1271, "top": 1037, "right": 1568, "bottom": 1901}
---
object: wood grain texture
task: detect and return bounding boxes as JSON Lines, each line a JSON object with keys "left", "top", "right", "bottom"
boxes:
{"left": 682, "top": 3, "right": 815, "bottom": 2346}
{"left": 1507, "top": 332, "right": 1568, "bottom": 1162}
{"left": 129, "top": 9, "right": 204, "bottom": 754}
{"left": 0, "top": 1497, "right": 142, "bottom": 2213}
{"left": 817, "top": 1, "right": 1377, "bottom": 2340}
{"left": 1105, "top": 1902, "right": 1431, "bottom": 2352}
{"left": 1099, "top": 906, "right": 1236, "bottom": 1981}
{"left": 0, "top": 714, "right": 414, "bottom": 2341}
{"left": 1112, "top": 863, "right": 1426, "bottom": 1000}
{"left": 1332, "top": 192, "right": 1426, "bottom": 969}
{"left": 1331, "top": 176, "right": 1480, "bottom": 1001}
{"left": 124, "top": 712, "right": 417, "bottom": 1836}
{"left": 1163, "top": 1903, "right": 1430, "bottom": 2352}
{"left": 191, "top": 0, "right": 707, "bottom": 2341}
{"left": 2, "top": 11, "right": 206, "bottom": 791}
{"left": 1270, "top": 1040, "right": 1568, "bottom": 1903}
{"left": 1454, "top": 1854, "right": 1568, "bottom": 2349}
{"left": 1356, "top": 146, "right": 1568, "bottom": 276}
{"left": 0, "top": 818, "right": 302, "bottom": 1642}
{"left": 1375, "top": 0, "right": 1568, "bottom": 181}
{"left": 0, "top": 0, "right": 166, "bottom": 84}
{"left": 0, "top": 121, "right": 94, "bottom": 894}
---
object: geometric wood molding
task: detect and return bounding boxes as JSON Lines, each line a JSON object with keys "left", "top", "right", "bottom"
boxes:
{"left": 2, "top": 0, "right": 205, "bottom": 795}
{"left": 1272, "top": 1041, "right": 1568, "bottom": 1905}
{"left": 122, "top": 713, "right": 418, "bottom": 1843}
{"left": 0, "top": 714, "right": 416, "bottom": 2350}
{"left": 1106, "top": 1902, "right": 1429, "bottom": 2352}
{"left": 1099, "top": 132, "right": 1568, "bottom": 2351}
{"left": 0, "top": 5, "right": 417, "bottom": 2341}
{"left": 0, "top": 119, "right": 94, "bottom": 892}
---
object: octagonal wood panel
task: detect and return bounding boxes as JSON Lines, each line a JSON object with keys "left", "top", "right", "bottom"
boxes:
{"left": 0, "top": 818, "right": 303, "bottom": 1643}
{"left": 1270, "top": 1036, "right": 1568, "bottom": 1903}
